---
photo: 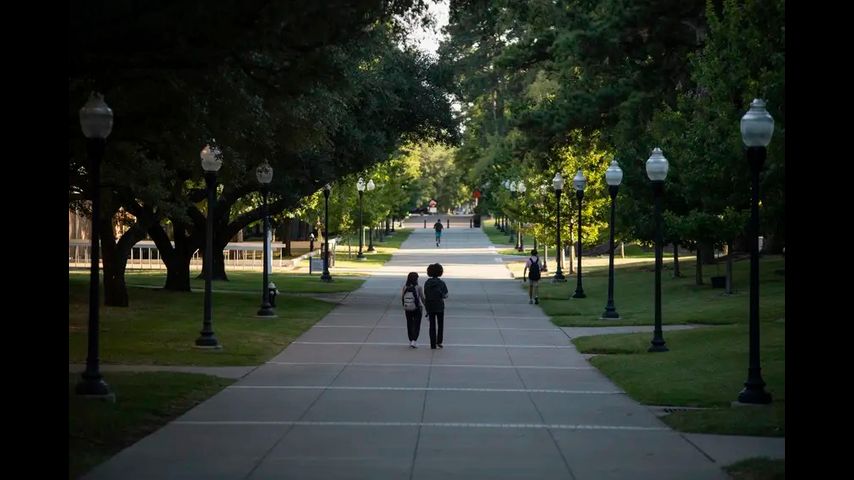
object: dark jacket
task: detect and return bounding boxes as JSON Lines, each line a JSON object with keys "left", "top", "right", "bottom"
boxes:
{"left": 423, "top": 277, "right": 448, "bottom": 313}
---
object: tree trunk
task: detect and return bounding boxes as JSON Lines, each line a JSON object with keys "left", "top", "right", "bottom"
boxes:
{"left": 672, "top": 243, "right": 682, "bottom": 278}
{"left": 283, "top": 217, "right": 292, "bottom": 257}
{"left": 98, "top": 215, "right": 129, "bottom": 307}
{"left": 149, "top": 221, "right": 198, "bottom": 291}
{"left": 695, "top": 249, "right": 704, "bottom": 285}
{"left": 699, "top": 241, "right": 716, "bottom": 264}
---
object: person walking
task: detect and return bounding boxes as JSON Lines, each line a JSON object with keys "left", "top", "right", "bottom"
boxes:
{"left": 423, "top": 263, "right": 449, "bottom": 349}
{"left": 433, "top": 219, "right": 444, "bottom": 247}
{"left": 522, "top": 249, "right": 542, "bottom": 304}
{"left": 401, "top": 272, "right": 426, "bottom": 348}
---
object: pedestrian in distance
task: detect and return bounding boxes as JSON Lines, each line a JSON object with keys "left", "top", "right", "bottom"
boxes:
{"left": 433, "top": 219, "right": 444, "bottom": 247}
{"left": 523, "top": 249, "right": 542, "bottom": 304}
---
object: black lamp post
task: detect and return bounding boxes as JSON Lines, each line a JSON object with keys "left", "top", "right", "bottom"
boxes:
{"left": 196, "top": 143, "right": 223, "bottom": 348}
{"left": 737, "top": 99, "right": 775, "bottom": 404}
{"left": 256, "top": 162, "right": 275, "bottom": 317}
{"left": 646, "top": 148, "right": 669, "bottom": 352}
{"left": 356, "top": 177, "right": 366, "bottom": 260}
{"left": 366, "top": 179, "right": 376, "bottom": 252}
{"left": 321, "top": 184, "right": 333, "bottom": 282}
{"left": 75, "top": 92, "right": 114, "bottom": 398}
{"left": 540, "top": 184, "right": 549, "bottom": 272}
{"left": 572, "top": 170, "right": 587, "bottom": 298}
{"left": 552, "top": 173, "right": 566, "bottom": 282}
{"left": 602, "top": 160, "right": 623, "bottom": 319}
{"left": 516, "top": 181, "right": 526, "bottom": 252}
{"left": 507, "top": 180, "right": 517, "bottom": 245}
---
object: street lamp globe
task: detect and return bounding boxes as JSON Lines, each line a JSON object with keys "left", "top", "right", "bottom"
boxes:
{"left": 256, "top": 162, "right": 273, "bottom": 184}
{"left": 740, "top": 99, "right": 775, "bottom": 147}
{"left": 645, "top": 148, "right": 669, "bottom": 181}
{"left": 79, "top": 92, "right": 114, "bottom": 139}
{"left": 366, "top": 179, "right": 376, "bottom": 191}
{"left": 605, "top": 160, "right": 623, "bottom": 186}
{"left": 517, "top": 181, "right": 526, "bottom": 193}
{"left": 356, "top": 177, "right": 366, "bottom": 192}
{"left": 201, "top": 143, "right": 223, "bottom": 172}
{"left": 573, "top": 170, "right": 587, "bottom": 192}
{"left": 509, "top": 181, "right": 517, "bottom": 192}
{"left": 552, "top": 173, "right": 564, "bottom": 191}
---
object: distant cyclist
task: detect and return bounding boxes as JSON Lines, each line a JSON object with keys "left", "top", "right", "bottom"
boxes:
{"left": 433, "top": 219, "right": 444, "bottom": 247}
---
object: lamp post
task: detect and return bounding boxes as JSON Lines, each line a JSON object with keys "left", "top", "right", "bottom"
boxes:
{"left": 256, "top": 162, "right": 275, "bottom": 317}
{"left": 507, "top": 180, "right": 517, "bottom": 245}
{"left": 366, "top": 179, "right": 376, "bottom": 252}
{"left": 539, "top": 184, "right": 549, "bottom": 272}
{"left": 516, "top": 181, "right": 526, "bottom": 252}
{"left": 552, "top": 173, "right": 566, "bottom": 282}
{"left": 602, "top": 160, "right": 623, "bottom": 319}
{"left": 356, "top": 177, "right": 366, "bottom": 260}
{"left": 196, "top": 143, "right": 223, "bottom": 349}
{"left": 75, "top": 92, "right": 114, "bottom": 398}
{"left": 572, "top": 170, "right": 587, "bottom": 298}
{"left": 321, "top": 184, "right": 333, "bottom": 282}
{"left": 737, "top": 99, "right": 774, "bottom": 404}
{"left": 646, "top": 148, "right": 669, "bottom": 352}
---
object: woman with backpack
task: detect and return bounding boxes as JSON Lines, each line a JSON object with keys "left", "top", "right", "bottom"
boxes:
{"left": 424, "top": 263, "right": 449, "bottom": 349}
{"left": 401, "top": 272, "right": 426, "bottom": 348}
{"left": 522, "top": 249, "right": 542, "bottom": 304}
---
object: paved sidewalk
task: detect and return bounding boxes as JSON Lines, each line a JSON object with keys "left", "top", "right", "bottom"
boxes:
{"left": 82, "top": 216, "right": 774, "bottom": 479}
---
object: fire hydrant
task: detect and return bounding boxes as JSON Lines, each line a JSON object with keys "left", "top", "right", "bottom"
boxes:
{"left": 268, "top": 281, "right": 279, "bottom": 307}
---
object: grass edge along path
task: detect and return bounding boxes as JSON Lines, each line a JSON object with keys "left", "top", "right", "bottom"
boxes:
{"left": 724, "top": 457, "right": 785, "bottom": 480}
{"left": 69, "top": 372, "right": 233, "bottom": 480}
{"left": 573, "top": 324, "right": 784, "bottom": 437}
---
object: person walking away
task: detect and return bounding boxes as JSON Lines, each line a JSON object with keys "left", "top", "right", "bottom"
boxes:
{"left": 424, "top": 263, "right": 449, "bottom": 349}
{"left": 523, "top": 249, "right": 542, "bottom": 304}
{"left": 433, "top": 219, "right": 444, "bottom": 247}
{"left": 401, "top": 272, "right": 426, "bottom": 348}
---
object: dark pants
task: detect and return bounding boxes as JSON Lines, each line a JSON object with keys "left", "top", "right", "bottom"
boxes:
{"left": 405, "top": 309, "right": 422, "bottom": 341}
{"left": 428, "top": 311, "right": 444, "bottom": 348}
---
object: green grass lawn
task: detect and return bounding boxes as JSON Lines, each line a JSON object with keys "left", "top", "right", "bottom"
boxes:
{"left": 69, "top": 372, "right": 233, "bottom": 480}
{"left": 482, "top": 222, "right": 537, "bottom": 250}
{"left": 332, "top": 227, "right": 412, "bottom": 269}
{"left": 69, "top": 228, "right": 413, "bottom": 365}
{"left": 573, "top": 322, "right": 784, "bottom": 436}
{"left": 724, "top": 458, "right": 785, "bottom": 480}
{"left": 532, "top": 252, "right": 785, "bottom": 437}
{"left": 68, "top": 279, "right": 337, "bottom": 365}
{"left": 532, "top": 256, "right": 785, "bottom": 326}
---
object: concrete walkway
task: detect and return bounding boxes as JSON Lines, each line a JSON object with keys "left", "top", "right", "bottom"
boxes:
{"left": 82, "top": 217, "right": 778, "bottom": 479}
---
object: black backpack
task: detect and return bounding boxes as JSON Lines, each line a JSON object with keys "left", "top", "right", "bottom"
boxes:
{"left": 528, "top": 256, "right": 541, "bottom": 280}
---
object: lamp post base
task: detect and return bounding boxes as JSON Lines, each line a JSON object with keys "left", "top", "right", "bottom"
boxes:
{"left": 356, "top": 254, "right": 367, "bottom": 261}
{"left": 256, "top": 305, "right": 276, "bottom": 317}
{"left": 600, "top": 309, "right": 620, "bottom": 320}
{"left": 320, "top": 272, "right": 332, "bottom": 282}
{"left": 738, "top": 380, "right": 772, "bottom": 404}
{"left": 195, "top": 334, "right": 221, "bottom": 349}
{"left": 648, "top": 340, "right": 669, "bottom": 352}
{"left": 572, "top": 289, "right": 586, "bottom": 298}
{"left": 551, "top": 274, "right": 567, "bottom": 283}
{"left": 75, "top": 375, "right": 111, "bottom": 397}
